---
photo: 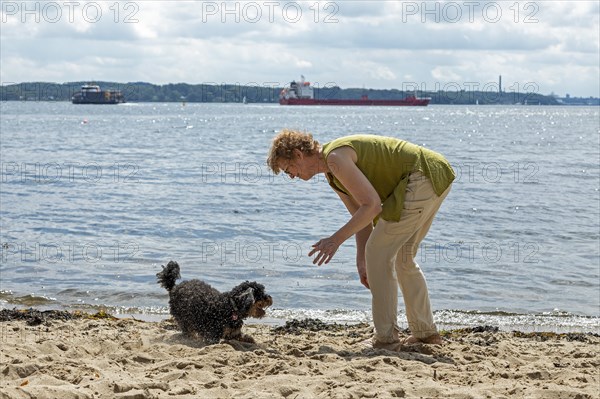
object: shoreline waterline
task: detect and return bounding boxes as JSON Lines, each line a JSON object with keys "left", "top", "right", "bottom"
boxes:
{"left": 2, "top": 302, "right": 598, "bottom": 334}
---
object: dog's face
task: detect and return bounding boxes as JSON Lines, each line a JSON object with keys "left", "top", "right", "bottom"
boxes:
{"left": 230, "top": 281, "right": 273, "bottom": 319}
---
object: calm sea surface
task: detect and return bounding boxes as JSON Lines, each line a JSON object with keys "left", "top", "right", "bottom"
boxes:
{"left": 1, "top": 102, "right": 598, "bottom": 332}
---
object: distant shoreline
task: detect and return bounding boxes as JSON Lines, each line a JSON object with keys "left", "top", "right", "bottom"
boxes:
{"left": 2, "top": 81, "right": 598, "bottom": 105}
{"left": 2, "top": 100, "right": 599, "bottom": 106}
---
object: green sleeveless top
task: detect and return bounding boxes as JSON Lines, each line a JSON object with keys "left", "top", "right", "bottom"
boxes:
{"left": 321, "top": 134, "right": 455, "bottom": 222}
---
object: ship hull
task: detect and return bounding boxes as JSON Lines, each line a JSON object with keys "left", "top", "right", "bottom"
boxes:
{"left": 72, "top": 99, "right": 123, "bottom": 104}
{"left": 279, "top": 97, "right": 430, "bottom": 106}
{"left": 72, "top": 91, "right": 124, "bottom": 104}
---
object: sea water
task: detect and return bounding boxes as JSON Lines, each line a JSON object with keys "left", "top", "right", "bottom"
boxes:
{"left": 1, "top": 102, "right": 598, "bottom": 332}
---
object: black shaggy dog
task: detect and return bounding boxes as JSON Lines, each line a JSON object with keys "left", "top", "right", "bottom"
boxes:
{"left": 157, "top": 261, "right": 272, "bottom": 343}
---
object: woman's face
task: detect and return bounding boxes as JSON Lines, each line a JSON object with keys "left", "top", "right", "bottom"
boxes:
{"left": 279, "top": 150, "right": 313, "bottom": 181}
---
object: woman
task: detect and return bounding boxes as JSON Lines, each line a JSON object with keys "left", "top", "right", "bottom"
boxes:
{"left": 267, "top": 129, "right": 455, "bottom": 348}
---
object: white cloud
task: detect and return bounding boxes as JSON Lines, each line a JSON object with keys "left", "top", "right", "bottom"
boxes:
{"left": 1, "top": 0, "right": 598, "bottom": 96}
{"left": 431, "top": 66, "right": 461, "bottom": 83}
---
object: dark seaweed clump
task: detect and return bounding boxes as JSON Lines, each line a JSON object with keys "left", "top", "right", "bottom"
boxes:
{"left": 273, "top": 318, "right": 364, "bottom": 335}
{"left": 442, "top": 325, "right": 500, "bottom": 335}
{"left": 512, "top": 330, "right": 600, "bottom": 343}
{"left": 0, "top": 308, "right": 77, "bottom": 326}
{"left": 0, "top": 308, "right": 115, "bottom": 326}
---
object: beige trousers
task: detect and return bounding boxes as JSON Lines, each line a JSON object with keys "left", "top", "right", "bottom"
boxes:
{"left": 365, "top": 171, "right": 451, "bottom": 342}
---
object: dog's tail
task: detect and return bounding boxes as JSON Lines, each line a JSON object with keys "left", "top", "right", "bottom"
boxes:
{"left": 156, "top": 261, "right": 181, "bottom": 292}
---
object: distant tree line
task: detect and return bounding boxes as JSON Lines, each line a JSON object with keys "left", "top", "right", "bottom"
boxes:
{"left": 0, "top": 81, "right": 561, "bottom": 105}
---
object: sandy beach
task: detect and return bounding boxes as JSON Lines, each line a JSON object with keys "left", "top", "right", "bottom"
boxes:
{"left": 0, "top": 309, "right": 598, "bottom": 399}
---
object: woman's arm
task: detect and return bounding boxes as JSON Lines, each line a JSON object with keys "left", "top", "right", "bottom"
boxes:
{"left": 310, "top": 146, "right": 381, "bottom": 266}
{"left": 335, "top": 190, "right": 372, "bottom": 288}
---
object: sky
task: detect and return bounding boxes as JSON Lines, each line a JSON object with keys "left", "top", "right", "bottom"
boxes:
{"left": 1, "top": 0, "right": 599, "bottom": 97}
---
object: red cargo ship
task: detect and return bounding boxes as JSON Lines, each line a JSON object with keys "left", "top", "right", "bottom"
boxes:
{"left": 279, "top": 77, "right": 430, "bottom": 106}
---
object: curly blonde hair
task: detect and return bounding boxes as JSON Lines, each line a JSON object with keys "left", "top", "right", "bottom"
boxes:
{"left": 267, "top": 129, "right": 320, "bottom": 174}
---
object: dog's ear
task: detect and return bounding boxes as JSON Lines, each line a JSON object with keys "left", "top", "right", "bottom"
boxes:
{"left": 237, "top": 287, "right": 255, "bottom": 309}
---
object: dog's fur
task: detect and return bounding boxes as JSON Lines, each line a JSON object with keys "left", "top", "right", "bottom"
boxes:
{"left": 157, "top": 261, "right": 272, "bottom": 343}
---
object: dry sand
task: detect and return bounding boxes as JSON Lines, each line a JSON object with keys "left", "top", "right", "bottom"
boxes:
{"left": 0, "top": 309, "right": 598, "bottom": 399}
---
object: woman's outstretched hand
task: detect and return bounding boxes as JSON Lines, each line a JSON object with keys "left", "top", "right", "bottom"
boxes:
{"left": 309, "top": 237, "right": 340, "bottom": 266}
